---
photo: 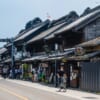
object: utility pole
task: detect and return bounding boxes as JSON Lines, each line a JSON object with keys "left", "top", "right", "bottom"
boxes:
{"left": 54, "top": 43, "right": 58, "bottom": 87}
{"left": 0, "top": 38, "right": 15, "bottom": 78}
{"left": 10, "top": 38, "right": 15, "bottom": 79}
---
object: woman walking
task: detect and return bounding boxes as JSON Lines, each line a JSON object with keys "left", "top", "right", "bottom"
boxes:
{"left": 57, "top": 66, "right": 67, "bottom": 92}
{"left": 58, "top": 73, "right": 67, "bottom": 92}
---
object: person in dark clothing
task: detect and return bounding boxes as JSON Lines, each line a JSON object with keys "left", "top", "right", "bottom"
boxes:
{"left": 57, "top": 66, "right": 67, "bottom": 92}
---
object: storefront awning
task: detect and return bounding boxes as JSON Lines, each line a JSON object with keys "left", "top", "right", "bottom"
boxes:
{"left": 76, "top": 37, "right": 100, "bottom": 47}
{"left": 3, "top": 58, "right": 11, "bottom": 63}
{"left": 46, "top": 56, "right": 63, "bottom": 61}
{"left": 66, "top": 51, "right": 100, "bottom": 61}
{"left": 22, "top": 55, "right": 48, "bottom": 62}
{"left": 48, "top": 49, "right": 74, "bottom": 57}
{"left": 3, "top": 58, "right": 22, "bottom": 63}
{"left": 22, "top": 50, "right": 74, "bottom": 62}
{"left": 22, "top": 56, "right": 63, "bottom": 62}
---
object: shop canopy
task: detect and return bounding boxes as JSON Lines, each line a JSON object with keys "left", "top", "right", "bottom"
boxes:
{"left": 22, "top": 55, "right": 63, "bottom": 62}
{"left": 22, "top": 55, "right": 47, "bottom": 62}
{"left": 76, "top": 37, "right": 100, "bottom": 47}
{"left": 3, "top": 58, "right": 21, "bottom": 63}
{"left": 3, "top": 58, "right": 11, "bottom": 63}
{"left": 22, "top": 50, "right": 74, "bottom": 62}
{"left": 49, "top": 50, "right": 74, "bottom": 57}
{"left": 66, "top": 51, "right": 100, "bottom": 61}
{"left": 45, "top": 56, "right": 63, "bottom": 61}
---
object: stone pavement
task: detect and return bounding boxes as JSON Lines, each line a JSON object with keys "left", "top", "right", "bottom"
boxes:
{"left": 4, "top": 79, "right": 100, "bottom": 100}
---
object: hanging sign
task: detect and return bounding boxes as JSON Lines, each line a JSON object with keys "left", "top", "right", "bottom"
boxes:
{"left": 62, "top": 58, "right": 67, "bottom": 62}
{"left": 75, "top": 47, "right": 85, "bottom": 56}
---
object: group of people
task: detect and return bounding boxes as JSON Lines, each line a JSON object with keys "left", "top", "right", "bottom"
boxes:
{"left": 29, "top": 66, "right": 46, "bottom": 82}
{"left": 32, "top": 65, "right": 68, "bottom": 92}
{"left": 1, "top": 67, "right": 22, "bottom": 79}
{"left": 1, "top": 64, "right": 68, "bottom": 92}
{"left": 2, "top": 67, "right": 8, "bottom": 78}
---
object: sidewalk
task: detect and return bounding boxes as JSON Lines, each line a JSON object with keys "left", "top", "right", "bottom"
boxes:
{"left": 0, "top": 77, "right": 2, "bottom": 80}
{"left": 6, "top": 79, "right": 100, "bottom": 100}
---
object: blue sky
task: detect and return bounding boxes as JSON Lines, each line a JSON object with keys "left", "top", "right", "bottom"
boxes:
{"left": 0, "top": 0, "right": 100, "bottom": 47}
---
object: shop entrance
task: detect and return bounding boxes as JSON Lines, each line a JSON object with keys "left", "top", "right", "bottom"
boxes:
{"left": 67, "top": 61, "right": 81, "bottom": 88}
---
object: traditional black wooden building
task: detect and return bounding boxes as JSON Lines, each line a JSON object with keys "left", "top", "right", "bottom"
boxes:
{"left": 26, "top": 11, "right": 79, "bottom": 54}
{"left": 44, "top": 7, "right": 100, "bottom": 91}
{"left": 21, "top": 11, "right": 79, "bottom": 85}
{"left": 0, "top": 6, "right": 100, "bottom": 92}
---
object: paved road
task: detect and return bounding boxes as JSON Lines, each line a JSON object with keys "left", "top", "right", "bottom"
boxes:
{"left": 0, "top": 79, "right": 79, "bottom": 100}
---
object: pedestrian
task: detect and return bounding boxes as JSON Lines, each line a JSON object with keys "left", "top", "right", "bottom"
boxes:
{"left": 34, "top": 71, "right": 38, "bottom": 82}
{"left": 57, "top": 65, "right": 67, "bottom": 92}
{"left": 2, "top": 67, "right": 8, "bottom": 78}
{"left": 9, "top": 69, "right": 13, "bottom": 78}
{"left": 15, "top": 68, "right": 18, "bottom": 79}
{"left": 58, "top": 73, "right": 67, "bottom": 92}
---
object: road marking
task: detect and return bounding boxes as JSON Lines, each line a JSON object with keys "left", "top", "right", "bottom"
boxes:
{"left": 0, "top": 86, "right": 28, "bottom": 100}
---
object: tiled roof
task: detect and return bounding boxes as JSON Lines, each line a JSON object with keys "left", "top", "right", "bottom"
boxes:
{"left": 45, "top": 10, "right": 100, "bottom": 39}
{"left": 27, "top": 22, "right": 66, "bottom": 44}
{"left": 0, "top": 48, "right": 7, "bottom": 55}
{"left": 44, "top": 34, "right": 54, "bottom": 40}
{"left": 15, "top": 25, "right": 42, "bottom": 42}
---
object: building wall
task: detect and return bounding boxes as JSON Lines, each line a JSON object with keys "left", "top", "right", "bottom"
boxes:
{"left": 80, "top": 62, "right": 100, "bottom": 92}
{"left": 84, "top": 18, "right": 100, "bottom": 41}
{"left": 63, "top": 32, "right": 83, "bottom": 49}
